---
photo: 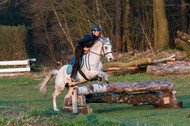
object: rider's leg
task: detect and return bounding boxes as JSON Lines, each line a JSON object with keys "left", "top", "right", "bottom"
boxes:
{"left": 71, "top": 46, "right": 84, "bottom": 81}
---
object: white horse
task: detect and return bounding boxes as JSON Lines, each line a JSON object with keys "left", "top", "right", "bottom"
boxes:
{"left": 39, "top": 37, "right": 113, "bottom": 111}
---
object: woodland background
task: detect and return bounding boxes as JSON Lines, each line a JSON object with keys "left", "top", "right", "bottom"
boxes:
{"left": 0, "top": 0, "right": 190, "bottom": 65}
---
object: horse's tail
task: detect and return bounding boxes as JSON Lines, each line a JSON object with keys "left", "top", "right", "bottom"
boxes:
{"left": 39, "top": 69, "right": 58, "bottom": 96}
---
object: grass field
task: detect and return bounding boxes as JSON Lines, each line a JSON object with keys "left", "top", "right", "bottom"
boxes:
{"left": 0, "top": 73, "right": 190, "bottom": 125}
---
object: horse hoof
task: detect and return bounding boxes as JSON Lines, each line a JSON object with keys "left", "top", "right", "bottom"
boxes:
{"left": 54, "top": 108, "right": 60, "bottom": 111}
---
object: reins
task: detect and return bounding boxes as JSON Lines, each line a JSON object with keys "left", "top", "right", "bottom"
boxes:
{"left": 84, "top": 40, "right": 112, "bottom": 71}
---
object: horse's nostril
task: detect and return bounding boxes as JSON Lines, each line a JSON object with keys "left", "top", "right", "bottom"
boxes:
{"left": 109, "top": 58, "right": 113, "bottom": 61}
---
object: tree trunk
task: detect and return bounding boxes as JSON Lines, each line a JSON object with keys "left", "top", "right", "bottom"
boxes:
{"left": 181, "top": 0, "right": 187, "bottom": 33}
{"left": 115, "top": 0, "right": 122, "bottom": 52}
{"left": 147, "top": 65, "right": 190, "bottom": 75}
{"left": 189, "top": 22, "right": 190, "bottom": 34}
{"left": 153, "top": 0, "right": 169, "bottom": 50}
{"left": 50, "top": 0, "right": 75, "bottom": 54}
{"left": 123, "top": 0, "right": 133, "bottom": 52}
{"left": 103, "top": 58, "right": 152, "bottom": 67}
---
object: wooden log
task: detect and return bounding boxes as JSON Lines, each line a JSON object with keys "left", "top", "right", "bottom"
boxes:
{"left": 177, "top": 30, "right": 190, "bottom": 41}
{"left": 72, "top": 89, "right": 78, "bottom": 113}
{"left": 106, "top": 69, "right": 145, "bottom": 76}
{"left": 167, "top": 61, "right": 190, "bottom": 66}
{"left": 63, "top": 81, "right": 182, "bottom": 114}
{"left": 86, "top": 91, "right": 182, "bottom": 108}
{"left": 102, "top": 66, "right": 139, "bottom": 72}
{"left": 152, "top": 54, "right": 175, "bottom": 64}
{"left": 85, "top": 92, "right": 162, "bottom": 106}
{"left": 175, "top": 38, "right": 190, "bottom": 56}
{"left": 147, "top": 65, "right": 190, "bottom": 75}
{"left": 76, "top": 81, "right": 174, "bottom": 95}
{"left": 103, "top": 58, "right": 152, "bottom": 68}
{"left": 103, "top": 66, "right": 146, "bottom": 76}
{"left": 63, "top": 106, "right": 92, "bottom": 115}
{"left": 106, "top": 81, "right": 174, "bottom": 93}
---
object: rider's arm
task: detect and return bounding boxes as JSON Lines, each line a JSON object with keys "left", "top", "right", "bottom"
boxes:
{"left": 78, "top": 35, "right": 91, "bottom": 48}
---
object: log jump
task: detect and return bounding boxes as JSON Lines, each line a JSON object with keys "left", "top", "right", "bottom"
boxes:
{"left": 63, "top": 80, "right": 182, "bottom": 114}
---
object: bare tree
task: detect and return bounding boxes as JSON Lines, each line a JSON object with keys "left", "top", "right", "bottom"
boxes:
{"left": 115, "top": 0, "right": 122, "bottom": 52}
{"left": 122, "top": 0, "right": 133, "bottom": 52}
{"left": 181, "top": 0, "right": 187, "bottom": 33}
{"left": 153, "top": 0, "right": 169, "bottom": 50}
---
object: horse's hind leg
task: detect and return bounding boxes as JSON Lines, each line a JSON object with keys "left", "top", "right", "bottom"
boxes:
{"left": 52, "top": 87, "right": 62, "bottom": 111}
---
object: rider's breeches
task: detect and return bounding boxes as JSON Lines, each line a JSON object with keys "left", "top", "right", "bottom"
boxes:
{"left": 71, "top": 45, "right": 84, "bottom": 78}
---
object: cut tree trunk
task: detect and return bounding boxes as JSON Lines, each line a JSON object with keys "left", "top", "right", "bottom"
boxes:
{"left": 177, "top": 31, "right": 190, "bottom": 41}
{"left": 76, "top": 81, "right": 174, "bottom": 95}
{"left": 103, "top": 58, "right": 152, "bottom": 68}
{"left": 103, "top": 66, "right": 145, "bottom": 76}
{"left": 85, "top": 92, "right": 162, "bottom": 106}
{"left": 167, "top": 61, "right": 190, "bottom": 66}
{"left": 102, "top": 66, "right": 139, "bottom": 72}
{"left": 175, "top": 38, "right": 190, "bottom": 56}
{"left": 147, "top": 65, "right": 190, "bottom": 75}
{"left": 152, "top": 54, "right": 175, "bottom": 64}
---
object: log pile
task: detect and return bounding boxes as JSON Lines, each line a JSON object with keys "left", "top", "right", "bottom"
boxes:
{"left": 175, "top": 31, "right": 190, "bottom": 57}
{"left": 102, "top": 31, "right": 190, "bottom": 76}
{"left": 103, "top": 55, "right": 176, "bottom": 76}
{"left": 63, "top": 81, "right": 182, "bottom": 114}
{"left": 147, "top": 30, "right": 190, "bottom": 75}
{"left": 147, "top": 61, "right": 190, "bottom": 75}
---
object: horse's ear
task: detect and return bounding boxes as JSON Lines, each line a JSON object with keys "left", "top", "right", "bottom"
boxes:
{"left": 107, "top": 38, "right": 109, "bottom": 42}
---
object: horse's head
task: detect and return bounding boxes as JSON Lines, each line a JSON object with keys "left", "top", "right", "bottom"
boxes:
{"left": 99, "top": 38, "right": 113, "bottom": 62}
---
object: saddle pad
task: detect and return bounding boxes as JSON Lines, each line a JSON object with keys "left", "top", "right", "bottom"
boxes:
{"left": 66, "top": 58, "right": 84, "bottom": 74}
{"left": 66, "top": 64, "right": 73, "bottom": 74}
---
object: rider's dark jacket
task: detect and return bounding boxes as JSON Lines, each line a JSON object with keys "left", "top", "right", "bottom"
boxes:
{"left": 78, "top": 33, "right": 99, "bottom": 48}
{"left": 70, "top": 33, "right": 99, "bottom": 78}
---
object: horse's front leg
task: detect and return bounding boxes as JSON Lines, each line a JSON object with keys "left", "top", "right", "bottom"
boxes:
{"left": 98, "top": 71, "right": 109, "bottom": 84}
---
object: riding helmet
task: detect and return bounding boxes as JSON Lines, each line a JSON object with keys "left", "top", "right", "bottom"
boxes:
{"left": 91, "top": 25, "right": 101, "bottom": 32}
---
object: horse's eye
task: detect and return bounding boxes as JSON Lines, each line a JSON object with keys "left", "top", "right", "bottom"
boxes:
{"left": 105, "top": 47, "right": 108, "bottom": 49}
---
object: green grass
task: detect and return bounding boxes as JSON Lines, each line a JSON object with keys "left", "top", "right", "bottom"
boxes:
{"left": 0, "top": 73, "right": 190, "bottom": 125}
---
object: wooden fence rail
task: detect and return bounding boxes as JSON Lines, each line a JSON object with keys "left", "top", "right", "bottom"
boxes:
{"left": 0, "top": 59, "right": 36, "bottom": 76}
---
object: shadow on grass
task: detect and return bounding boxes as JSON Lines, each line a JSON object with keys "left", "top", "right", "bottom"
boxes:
{"left": 93, "top": 104, "right": 154, "bottom": 114}
{"left": 0, "top": 98, "right": 51, "bottom": 104}
{"left": 177, "top": 95, "right": 190, "bottom": 109}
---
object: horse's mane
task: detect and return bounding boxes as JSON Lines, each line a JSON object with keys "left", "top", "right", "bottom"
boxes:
{"left": 91, "top": 37, "right": 110, "bottom": 50}
{"left": 94, "top": 37, "right": 109, "bottom": 44}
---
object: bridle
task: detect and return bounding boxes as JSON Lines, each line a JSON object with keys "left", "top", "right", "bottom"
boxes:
{"left": 84, "top": 40, "right": 112, "bottom": 71}
{"left": 89, "top": 41, "right": 112, "bottom": 57}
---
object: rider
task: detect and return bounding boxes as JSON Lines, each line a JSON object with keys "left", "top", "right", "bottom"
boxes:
{"left": 70, "top": 25, "right": 101, "bottom": 82}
